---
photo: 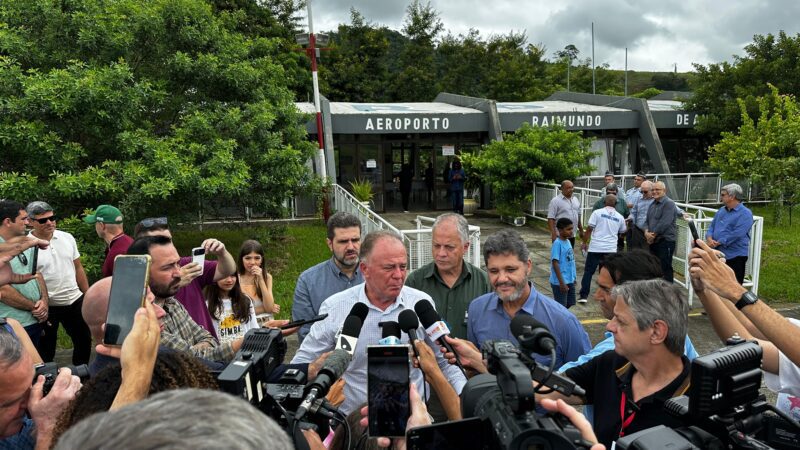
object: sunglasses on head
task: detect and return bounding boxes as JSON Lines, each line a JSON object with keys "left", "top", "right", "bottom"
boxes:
{"left": 34, "top": 216, "right": 57, "bottom": 224}
{"left": 139, "top": 217, "right": 168, "bottom": 228}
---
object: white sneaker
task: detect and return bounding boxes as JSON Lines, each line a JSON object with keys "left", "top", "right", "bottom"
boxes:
{"left": 577, "top": 298, "right": 588, "bottom": 304}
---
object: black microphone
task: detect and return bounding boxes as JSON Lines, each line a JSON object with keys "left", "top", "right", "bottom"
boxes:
{"left": 510, "top": 315, "right": 556, "bottom": 355}
{"left": 297, "top": 308, "right": 367, "bottom": 420}
{"left": 296, "top": 346, "right": 354, "bottom": 419}
{"left": 379, "top": 321, "right": 402, "bottom": 345}
{"left": 414, "top": 300, "right": 465, "bottom": 373}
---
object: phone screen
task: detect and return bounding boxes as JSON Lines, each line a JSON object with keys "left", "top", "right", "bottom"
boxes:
{"left": 368, "top": 345, "right": 410, "bottom": 437}
{"left": 192, "top": 247, "right": 205, "bottom": 275}
{"left": 104, "top": 255, "right": 151, "bottom": 346}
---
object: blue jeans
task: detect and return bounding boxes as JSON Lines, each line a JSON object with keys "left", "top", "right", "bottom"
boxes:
{"left": 579, "top": 252, "right": 613, "bottom": 299}
{"left": 551, "top": 283, "right": 576, "bottom": 308}
{"left": 650, "top": 240, "right": 675, "bottom": 283}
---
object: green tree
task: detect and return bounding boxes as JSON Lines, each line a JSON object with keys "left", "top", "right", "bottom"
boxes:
{"left": 461, "top": 124, "right": 596, "bottom": 215}
{"left": 0, "top": 0, "right": 315, "bottom": 220}
{"left": 709, "top": 85, "right": 800, "bottom": 224}
{"left": 435, "top": 29, "right": 488, "bottom": 97}
{"left": 321, "top": 8, "right": 392, "bottom": 102}
{"left": 391, "top": 0, "right": 443, "bottom": 101}
{"left": 687, "top": 31, "right": 800, "bottom": 139}
{"left": 483, "top": 33, "right": 549, "bottom": 101}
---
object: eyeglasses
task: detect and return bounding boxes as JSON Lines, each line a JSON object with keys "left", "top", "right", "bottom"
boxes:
{"left": 138, "top": 217, "right": 168, "bottom": 228}
{"left": 17, "top": 252, "right": 28, "bottom": 266}
{"left": 640, "top": 190, "right": 650, "bottom": 193}
{"left": 33, "top": 216, "right": 57, "bottom": 224}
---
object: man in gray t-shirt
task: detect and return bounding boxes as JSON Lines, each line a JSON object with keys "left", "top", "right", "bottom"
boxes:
{"left": 547, "top": 180, "right": 583, "bottom": 247}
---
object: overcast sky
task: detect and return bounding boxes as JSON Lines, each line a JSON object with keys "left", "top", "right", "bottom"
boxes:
{"left": 305, "top": 0, "right": 800, "bottom": 72}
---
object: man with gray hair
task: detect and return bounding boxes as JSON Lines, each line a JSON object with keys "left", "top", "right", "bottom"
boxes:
{"left": 547, "top": 179, "right": 584, "bottom": 247}
{"left": 467, "top": 229, "right": 590, "bottom": 369}
{"left": 541, "top": 279, "right": 691, "bottom": 448}
{"left": 705, "top": 183, "right": 753, "bottom": 284}
{"left": 292, "top": 211, "right": 364, "bottom": 344}
{"left": 405, "top": 213, "right": 490, "bottom": 340}
{"left": 54, "top": 389, "right": 294, "bottom": 450}
{"left": 0, "top": 322, "right": 82, "bottom": 449}
{"left": 645, "top": 181, "right": 679, "bottom": 282}
{"left": 293, "top": 230, "right": 466, "bottom": 415}
{"left": 628, "top": 180, "right": 655, "bottom": 250}
{"left": 26, "top": 201, "right": 91, "bottom": 364}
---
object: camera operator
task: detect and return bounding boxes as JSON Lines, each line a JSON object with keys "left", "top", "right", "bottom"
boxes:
{"left": 538, "top": 279, "right": 691, "bottom": 449}
{"left": 690, "top": 238, "right": 800, "bottom": 420}
{"left": 0, "top": 321, "right": 81, "bottom": 449}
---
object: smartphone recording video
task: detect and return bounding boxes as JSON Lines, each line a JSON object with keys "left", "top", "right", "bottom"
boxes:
{"left": 192, "top": 246, "right": 205, "bottom": 276}
{"left": 368, "top": 345, "right": 411, "bottom": 438}
{"left": 104, "top": 255, "right": 151, "bottom": 346}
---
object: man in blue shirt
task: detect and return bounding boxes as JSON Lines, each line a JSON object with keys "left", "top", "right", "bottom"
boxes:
{"left": 292, "top": 212, "right": 364, "bottom": 344}
{"left": 706, "top": 183, "right": 753, "bottom": 284}
{"left": 628, "top": 180, "right": 654, "bottom": 251}
{"left": 560, "top": 250, "right": 698, "bottom": 425}
{"left": 468, "top": 229, "right": 591, "bottom": 369}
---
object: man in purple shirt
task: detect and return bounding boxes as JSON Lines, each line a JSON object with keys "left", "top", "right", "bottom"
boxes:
{"left": 133, "top": 217, "right": 236, "bottom": 338}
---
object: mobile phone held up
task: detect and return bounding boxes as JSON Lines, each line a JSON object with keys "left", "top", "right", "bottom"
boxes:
{"left": 687, "top": 218, "right": 700, "bottom": 247}
{"left": 368, "top": 345, "right": 411, "bottom": 438}
{"left": 104, "top": 255, "right": 151, "bottom": 347}
{"left": 192, "top": 246, "right": 206, "bottom": 276}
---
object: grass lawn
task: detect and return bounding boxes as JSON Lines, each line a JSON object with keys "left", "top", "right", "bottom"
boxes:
{"left": 750, "top": 205, "right": 800, "bottom": 303}
{"left": 57, "top": 221, "right": 329, "bottom": 349}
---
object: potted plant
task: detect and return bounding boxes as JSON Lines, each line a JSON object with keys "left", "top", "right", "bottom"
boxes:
{"left": 349, "top": 178, "right": 374, "bottom": 209}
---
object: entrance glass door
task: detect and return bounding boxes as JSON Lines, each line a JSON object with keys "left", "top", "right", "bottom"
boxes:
{"left": 357, "top": 143, "right": 383, "bottom": 211}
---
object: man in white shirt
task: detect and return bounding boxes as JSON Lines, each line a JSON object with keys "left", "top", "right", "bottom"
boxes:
{"left": 26, "top": 201, "right": 91, "bottom": 364}
{"left": 578, "top": 195, "right": 627, "bottom": 302}
{"left": 292, "top": 230, "right": 467, "bottom": 415}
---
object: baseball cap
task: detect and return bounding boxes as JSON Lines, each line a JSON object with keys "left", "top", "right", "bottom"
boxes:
{"left": 83, "top": 205, "right": 124, "bottom": 224}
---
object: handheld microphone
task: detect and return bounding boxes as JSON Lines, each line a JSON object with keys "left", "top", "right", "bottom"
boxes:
{"left": 297, "top": 307, "right": 367, "bottom": 420}
{"left": 510, "top": 315, "right": 556, "bottom": 355}
{"left": 398, "top": 309, "right": 421, "bottom": 357}
{"left": 414, "top": 300, "right": 465, "bottom": 374}
{"left": 337, "top": 303, "right": 369, "bottom": 355}
{"left": 296, "top": 346, "right": 354, "bottom": 420}
{"left": 378, "top": 321, "right": 402, "bottom": 345}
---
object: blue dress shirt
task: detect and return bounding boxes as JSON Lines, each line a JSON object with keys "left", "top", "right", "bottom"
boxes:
{"left": 291, "top": 284, "right": 466, "bottom": 415}
{"left": 292, "top": 258, "right": 364, "bottom": 344}
{"left": 467, "top": 283, "right": 591, "bottom": 369}
{"left": 707, "top": 203, "right": 753, "bottom": 259}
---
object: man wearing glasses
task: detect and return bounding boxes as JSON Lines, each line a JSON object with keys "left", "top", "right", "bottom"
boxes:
{"left": 26, "top": 201, "right": 92, "bottom": 365}
{"left": 0, "top": 200, "right": 48, "bottom": 345}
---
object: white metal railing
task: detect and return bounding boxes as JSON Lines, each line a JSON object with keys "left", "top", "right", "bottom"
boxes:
{"left": 400, "top": 216, "right": 482, "bottom": 270}
{"left": 529, "top": 182, "right": 763, "bottom": 304}
{"left": 575, "top": 173, "right": 769, "bottom": 205}
{"left": 331, "top": 185, "right": 483, "bottom": 271}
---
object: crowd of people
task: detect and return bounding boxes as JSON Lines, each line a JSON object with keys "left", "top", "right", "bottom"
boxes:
{"left": 0, "top": 173, "right": 794, "bottom": 450}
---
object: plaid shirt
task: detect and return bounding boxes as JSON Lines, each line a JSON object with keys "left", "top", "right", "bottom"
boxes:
{"left": 159, "top": 296, "right": 236, "bottom": 363}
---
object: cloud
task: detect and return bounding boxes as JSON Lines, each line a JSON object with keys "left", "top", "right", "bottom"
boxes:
{"left": 306, "top": 0, "right": 800, "bottom": 71}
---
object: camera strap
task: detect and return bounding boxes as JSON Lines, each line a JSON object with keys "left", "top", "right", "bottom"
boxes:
{"left": 618, "top": 391, "right": 637, "bottom": 437}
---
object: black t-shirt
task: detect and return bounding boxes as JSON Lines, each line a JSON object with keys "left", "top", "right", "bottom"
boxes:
{"left": 565, "top": 350, "right": 691, "bottom": 448}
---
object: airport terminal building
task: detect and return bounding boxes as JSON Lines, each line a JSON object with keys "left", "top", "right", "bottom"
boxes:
{"left": 297, "top": 91, "right": 702, "bottom": 212}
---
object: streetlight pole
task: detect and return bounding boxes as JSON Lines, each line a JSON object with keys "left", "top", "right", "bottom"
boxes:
{"left": 306, "top": 0, "right": 327, "bottom": 181}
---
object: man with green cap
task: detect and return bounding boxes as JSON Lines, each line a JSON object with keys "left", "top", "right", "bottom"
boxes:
{"left": 83, "top": 204, "right": 133, "bottom": 277}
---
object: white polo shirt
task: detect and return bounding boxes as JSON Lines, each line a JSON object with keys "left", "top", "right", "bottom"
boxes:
{"left": 587, "top": 206, "right": 627, "bottom": 253}
{"left": 31, "top": 229, "right": 82, "bottom": 306}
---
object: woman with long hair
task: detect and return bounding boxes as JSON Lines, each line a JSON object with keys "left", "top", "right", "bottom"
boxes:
{"left": 205, "top": 275, "right": 259, "bottom": 343}
{"left": 236, "top": 240, "right": 278, "bottom": 323}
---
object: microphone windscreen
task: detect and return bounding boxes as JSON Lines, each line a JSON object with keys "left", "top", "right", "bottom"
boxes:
{"left": 348, "top": 302, "right": 370, "bottom": 323}
{"left": 510, "top": 314, "right": 550, "bottom": 338}
{"left": 321, "top": 348, "right": 353, "bottom": 379}
{"left": 398, "top": 309, "right": 419, "bottom": 332}
{"left": 413, "top": 300, "right": 440, "bottom": 328}
{"left": 380, "top": 321, "right": 401, "bottom": 339}
{"left": 341, "top": 315, "right": 364, "bottom": 339}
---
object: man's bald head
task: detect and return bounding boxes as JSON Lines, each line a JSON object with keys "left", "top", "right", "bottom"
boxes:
{"left": 82, "top": 277, "right": 113, "bottom": 342}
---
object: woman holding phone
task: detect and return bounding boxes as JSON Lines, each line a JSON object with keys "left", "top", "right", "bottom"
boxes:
{"left": 205, "top": 275, "right": 258, "bottom": 343}
{"left": 236, "top": 240, "right": 279, "bottom": 325}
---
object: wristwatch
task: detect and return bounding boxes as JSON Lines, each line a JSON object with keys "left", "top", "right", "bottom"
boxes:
{"left": 735, "top": 290, "right": 759, "bottom": 310}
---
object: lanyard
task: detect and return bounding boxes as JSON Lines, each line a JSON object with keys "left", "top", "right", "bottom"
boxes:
{"left": 619, "top": 391, "right": 637, "bottom": 437}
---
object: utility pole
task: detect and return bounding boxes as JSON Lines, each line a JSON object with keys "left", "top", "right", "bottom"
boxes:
{"left": 304, "top": 1, "right": 327, "bottom": 181}
{"left": 592, "top": 22, "right": 597, "bottom": 94}
{"left": 624, "top": 47, "right": 628, "bottom": 96}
